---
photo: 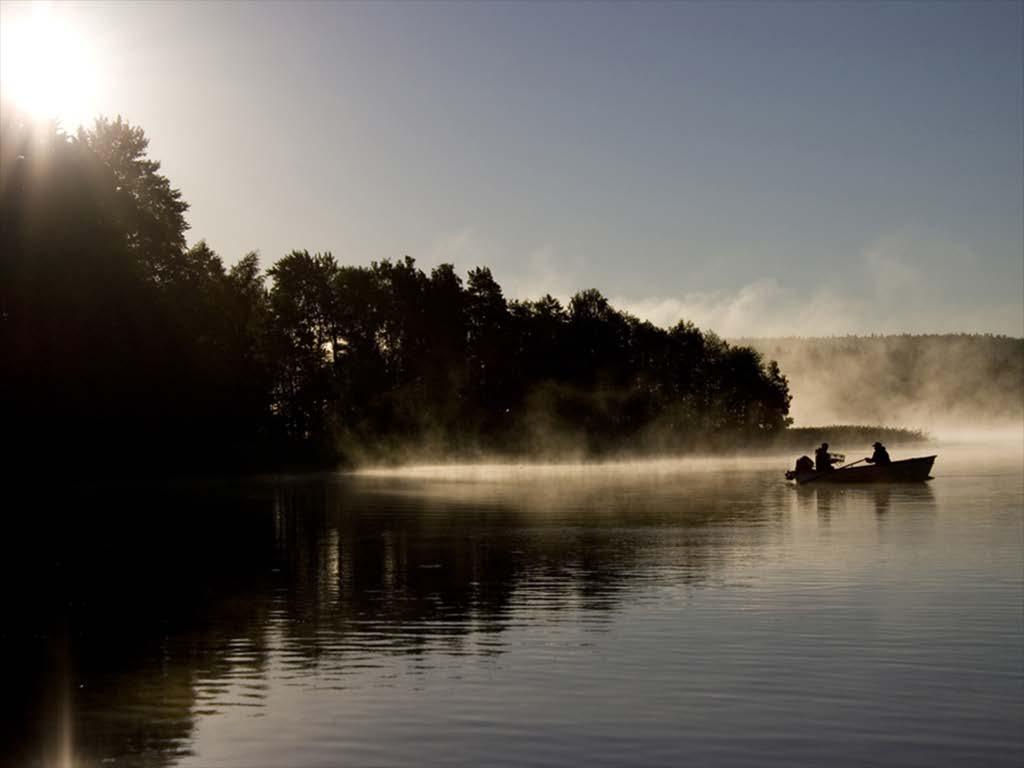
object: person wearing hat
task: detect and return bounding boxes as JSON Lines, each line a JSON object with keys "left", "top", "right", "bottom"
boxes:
{"left": 866, "top": 441, "right": 891, "bottom": 466}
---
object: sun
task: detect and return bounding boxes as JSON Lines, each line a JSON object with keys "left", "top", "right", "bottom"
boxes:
{"left": 0, "top": 1, "right": 101, "bottom": 129}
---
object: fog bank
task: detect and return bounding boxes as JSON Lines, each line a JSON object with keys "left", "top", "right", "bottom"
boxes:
{"left": 739, "top": 335, "right": 1024, "bottom": 435}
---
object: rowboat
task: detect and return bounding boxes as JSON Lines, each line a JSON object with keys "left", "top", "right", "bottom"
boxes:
{"left": 786, "top": 455, "right": 936, "bottom": 485}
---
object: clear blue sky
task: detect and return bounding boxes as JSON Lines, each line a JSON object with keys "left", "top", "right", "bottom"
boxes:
{"left": 2, "top": 0, "right": 1022, "bottom": 335}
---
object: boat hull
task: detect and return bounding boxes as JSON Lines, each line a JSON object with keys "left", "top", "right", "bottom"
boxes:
{"left": 788, "top": 456, "right": 936, "bottom": 485}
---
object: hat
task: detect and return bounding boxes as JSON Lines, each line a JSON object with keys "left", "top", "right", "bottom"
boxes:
{"left": 872, "top": 441, "right": 883, "bottom": 448}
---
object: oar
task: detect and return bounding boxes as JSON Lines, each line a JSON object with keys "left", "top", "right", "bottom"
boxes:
{"left": 835, "top": 457, "right": 869, "bottom": 471}
{"left": 802, "top": 456, "right": 869, "bottom": 484}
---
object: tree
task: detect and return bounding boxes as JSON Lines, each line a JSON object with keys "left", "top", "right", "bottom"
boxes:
{"left": 1, "top": 113, "right": 171, "bottom": 465}
{"left": 266, "top": 251, "right": 340, "bottom": 447}
{"left": 465, "top": 267, "right": 514, "bottom": 432}
{"left": 78, "top": 116, "right": 189, "bottom": 284}
{"left": 420, "top": 264, "right": 468, "bottom": 435}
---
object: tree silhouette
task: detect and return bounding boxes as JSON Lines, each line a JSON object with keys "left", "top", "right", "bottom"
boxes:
{"left": 78, "top": 116, "right": 189, "bottom": 284}
{"left": 3, "top": 111, "right": 798, "bottom": 471}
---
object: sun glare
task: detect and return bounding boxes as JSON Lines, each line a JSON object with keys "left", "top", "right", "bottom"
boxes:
{"left": 0, "top": 1, "right": 101, "bottom": 129}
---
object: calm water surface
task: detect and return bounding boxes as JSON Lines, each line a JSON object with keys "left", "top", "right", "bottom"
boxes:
{"left": 7, "top": 444, "right": 1023, "bottom": 767}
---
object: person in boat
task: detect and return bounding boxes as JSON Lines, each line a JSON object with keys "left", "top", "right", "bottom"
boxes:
{"left": 865, "top": 441, "right": 891, "bottom": 466}
{"left": 814, "top": 442, "right": 842, "bottom": 472}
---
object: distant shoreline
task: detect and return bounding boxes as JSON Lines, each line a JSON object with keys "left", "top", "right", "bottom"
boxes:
{"left": 770, "top": 425, "right": 929, "bottom": 450}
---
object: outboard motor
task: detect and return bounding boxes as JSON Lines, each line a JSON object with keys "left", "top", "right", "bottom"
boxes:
{"left": 785, "top": 455, "right": 814, "bottom": 480}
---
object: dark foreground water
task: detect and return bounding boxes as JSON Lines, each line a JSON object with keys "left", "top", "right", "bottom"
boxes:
{"left": 5, "top": 444, "right": 1022, "bottom": 767}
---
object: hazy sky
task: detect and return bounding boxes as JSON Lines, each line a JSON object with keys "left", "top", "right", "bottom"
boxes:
{"left": 2, "top": 1, "right": 1022, "bottom": 336}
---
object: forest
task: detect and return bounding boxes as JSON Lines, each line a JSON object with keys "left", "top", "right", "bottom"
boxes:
{"left": 1, "top": 114, "right": 793, "bottom": 471}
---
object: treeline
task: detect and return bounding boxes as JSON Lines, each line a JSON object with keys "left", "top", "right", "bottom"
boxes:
{"left": 1, "top": 114, "right": 791, "bottom": 470}
{"left": 740, "top": 335, "right": 1024, "bottom": 428}
{"left": 772, "top": 425, "right": 929, "bottom": 451}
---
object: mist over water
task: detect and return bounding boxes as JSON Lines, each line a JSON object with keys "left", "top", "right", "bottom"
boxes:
{"left": 9, "top": 440, "right": 1022, "bottom": 768}
{"left": 740, "top": 336, "right": 1024, "bottom": 434}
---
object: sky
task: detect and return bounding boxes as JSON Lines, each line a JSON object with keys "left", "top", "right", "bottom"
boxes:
{"left": 1, "top": 0, "right": 1022, "bottom": 336}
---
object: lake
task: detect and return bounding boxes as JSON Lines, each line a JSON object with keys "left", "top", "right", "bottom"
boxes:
{"left": 7, "top": 443, "right": 1023, "bottom": 767}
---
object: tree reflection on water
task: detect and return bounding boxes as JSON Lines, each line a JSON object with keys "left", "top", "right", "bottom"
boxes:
{"left": 8, "top": 464, "right": 922, "bottom": 767}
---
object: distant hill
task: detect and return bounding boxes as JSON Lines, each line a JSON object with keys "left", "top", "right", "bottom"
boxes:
{"left": 735, "top": 334, "right": 1024, "bottom": 429}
